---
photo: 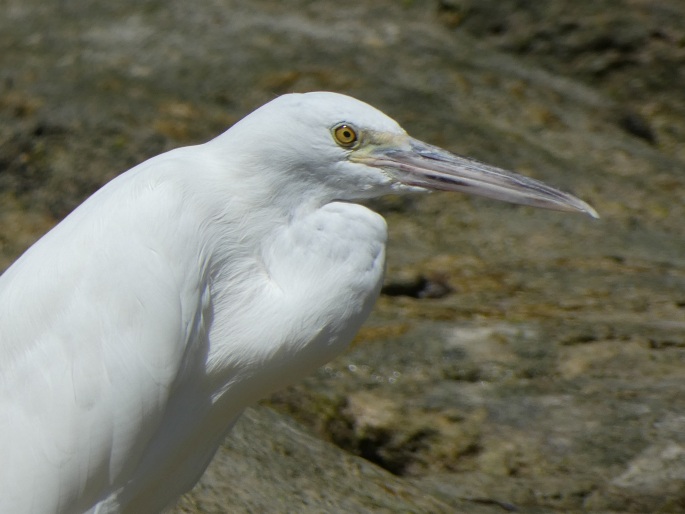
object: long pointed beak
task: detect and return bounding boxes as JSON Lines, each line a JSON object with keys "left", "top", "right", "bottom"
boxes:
{"left": 361, "top": 136, "right": 598, "bottom": 218}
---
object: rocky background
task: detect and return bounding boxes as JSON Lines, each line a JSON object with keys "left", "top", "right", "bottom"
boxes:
{"left": 2, "top": 1, "right": 684, "bottom": 512}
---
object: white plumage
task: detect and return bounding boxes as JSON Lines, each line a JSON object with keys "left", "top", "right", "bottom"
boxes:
{"left": 0, "top": 92, "right": 596, "bottom": 513}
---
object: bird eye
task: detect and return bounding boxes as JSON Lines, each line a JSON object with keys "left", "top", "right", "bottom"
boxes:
{"left": 332, "top": 124, "right": 358, "bottom": 148}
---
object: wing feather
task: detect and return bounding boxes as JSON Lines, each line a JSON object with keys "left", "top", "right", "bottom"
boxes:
{"left": 0, "top": 153, "right": 206, "bottom": 513}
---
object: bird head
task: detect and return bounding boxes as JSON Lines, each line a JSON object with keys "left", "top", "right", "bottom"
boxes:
{"left": 216, "top": 92, "right": 597, "bottom": 218}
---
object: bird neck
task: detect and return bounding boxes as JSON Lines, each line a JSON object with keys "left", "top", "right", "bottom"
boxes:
{"left": 204, "top": 137, "right": 340, "bottom": 224}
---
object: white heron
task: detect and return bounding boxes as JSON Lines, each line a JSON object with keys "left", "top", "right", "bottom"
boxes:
{"left": 0, "top": 92, "right": 597, "bottom": 513}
